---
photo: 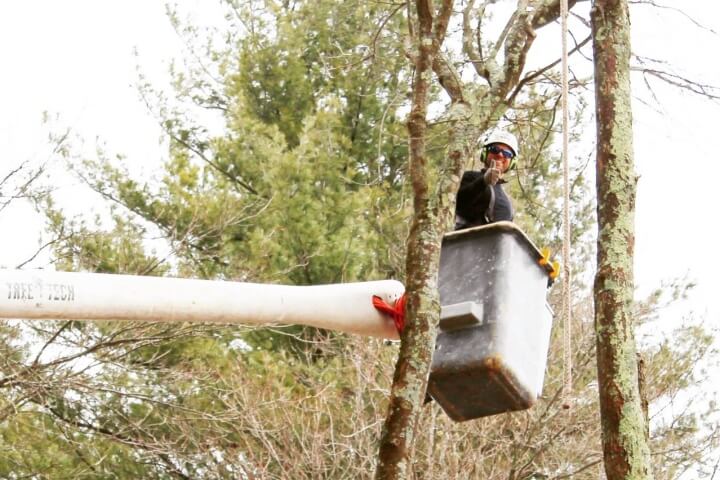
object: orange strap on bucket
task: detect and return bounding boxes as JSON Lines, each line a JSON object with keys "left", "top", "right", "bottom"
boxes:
{"left": 372, "top": 294, "right": 407, "bottom": 334}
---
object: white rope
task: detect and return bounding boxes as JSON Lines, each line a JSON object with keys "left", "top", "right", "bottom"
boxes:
{"left": 560, "top": 0, "right": 573, "bottom": 406}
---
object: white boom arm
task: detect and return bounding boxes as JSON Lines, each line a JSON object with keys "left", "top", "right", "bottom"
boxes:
{"left": 0, "top": 269, "right": 404, "bottom": 340}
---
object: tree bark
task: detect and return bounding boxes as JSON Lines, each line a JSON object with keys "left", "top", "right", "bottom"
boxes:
{"left": 591, "top": 1, "right": 653, "bottom": 478}
{"left": 374, "top": 1, "right": 455, "bottom": 478}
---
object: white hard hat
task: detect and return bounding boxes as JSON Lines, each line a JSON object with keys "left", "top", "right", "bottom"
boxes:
{"left": 483, "top": 130, "right": 519, "bottom": 157}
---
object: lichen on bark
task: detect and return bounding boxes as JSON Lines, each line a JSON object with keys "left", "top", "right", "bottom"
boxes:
{"left": 591, "top": 0, "right": 653, "bottom": 478}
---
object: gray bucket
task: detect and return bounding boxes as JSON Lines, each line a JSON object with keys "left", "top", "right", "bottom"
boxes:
{"left": 427, "top": 221, "right": 554, "bottom": 421}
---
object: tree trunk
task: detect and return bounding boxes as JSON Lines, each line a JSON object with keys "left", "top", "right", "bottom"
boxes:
{"left": 591, "top": 1, "right": 653, "bottom": 478}
{"left": 374, "top": 1, "right": 455, "bottom": 478}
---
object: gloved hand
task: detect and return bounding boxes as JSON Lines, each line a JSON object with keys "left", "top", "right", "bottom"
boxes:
{"left": 483, "top": 160, "right": 501, "bottom": 185}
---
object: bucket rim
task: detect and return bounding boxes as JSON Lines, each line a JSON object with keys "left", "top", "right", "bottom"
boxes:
{"left": 443, "top": 221, "right": 555, "bottom": 277}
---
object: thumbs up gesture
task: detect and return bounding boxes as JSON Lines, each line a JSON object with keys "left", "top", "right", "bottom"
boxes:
{"left": 484, "top": 159, "right": 501, "bottom": 185}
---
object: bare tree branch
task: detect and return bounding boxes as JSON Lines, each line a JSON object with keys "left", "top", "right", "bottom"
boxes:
{"left": 508, "top": 34, "right": 592, "bottom": 105}
{"left": 629, "top": 0, "right": 719, "bottom": 36}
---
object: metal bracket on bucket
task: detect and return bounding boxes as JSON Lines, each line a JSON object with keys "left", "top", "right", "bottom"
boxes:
{"left": 440, "top": 301, "right": 483, "bottom": 330}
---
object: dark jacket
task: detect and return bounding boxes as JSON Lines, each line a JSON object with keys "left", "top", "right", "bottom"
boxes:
{"left": 454, "top": 168, "right": 513, "bottom": 230}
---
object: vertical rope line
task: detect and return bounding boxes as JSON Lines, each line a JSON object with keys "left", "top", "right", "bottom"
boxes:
{"left": 560, "top": 0, "right": 573, "bottom": 405}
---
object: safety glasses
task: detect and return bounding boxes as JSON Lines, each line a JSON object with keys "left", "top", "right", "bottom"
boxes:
{"left": 486, "top": 145, "right": 515, "bottom": 159}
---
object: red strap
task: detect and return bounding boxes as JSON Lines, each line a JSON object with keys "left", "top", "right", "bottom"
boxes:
{"left": 372, "top": 294, "right": 407, "bottom": 334}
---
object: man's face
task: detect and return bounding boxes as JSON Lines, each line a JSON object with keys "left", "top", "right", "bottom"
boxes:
{"left": 486, "top": 142, "right": 515, "bottom": 172}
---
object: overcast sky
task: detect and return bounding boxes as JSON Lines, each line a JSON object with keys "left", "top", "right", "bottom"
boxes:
{"left": 1, "top": 1, "right": 719, "bottom": 330}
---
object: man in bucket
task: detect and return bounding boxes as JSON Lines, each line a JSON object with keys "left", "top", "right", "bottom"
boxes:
{"left": 455, "top": 130, "right": 518, "bottom": 230}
